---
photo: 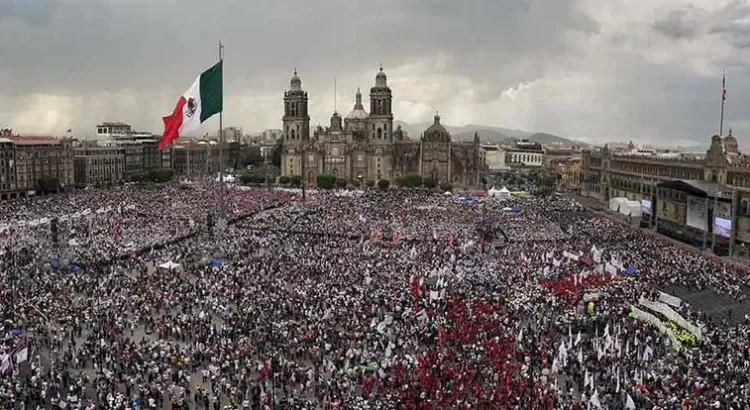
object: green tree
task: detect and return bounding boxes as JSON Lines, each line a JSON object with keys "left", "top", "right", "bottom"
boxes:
{"left": 37, "top": 176, "right": 61, "bottom": 194}
{"left": 423, "top": 178, "right": 437, "bottom": 189}
{"left": 404, "top": 173, "right": 423, "bottom": 188}
{"left": 352, "top": 180, "right": 361, "bottom": 188}
{"left": 131, "top": 172, "right": 149, "bottom": 184}
{"left": 242, "top": 149, "right": 264, "bottom": 167}
{"left": 377, "top": 179, "right": 390, "bottom": 190}
{"left": 439, "top": 182, "right": 453, "bottom": 192}
{"left": 289, "top": 175, "right": 302, "bottom": 187}
{"left": 395, "top": 176, "right": 407, "bottom": 187}
{"left": 279, "top": 175, "right": 290, "bottom": 185}
{"left": 316, "top": 174, "right": 336, "bottom": 189}
{"left": 365, "top": 180, "right": 376, "bottom": 188}
{"left": 335, "top": 178, "right": 347, "bottom": 188}
{"left": 271, "top": 141, "right": 283, "bottom": 168}
{"left": 149, "top": 168, "right": 174, "bottom": 183}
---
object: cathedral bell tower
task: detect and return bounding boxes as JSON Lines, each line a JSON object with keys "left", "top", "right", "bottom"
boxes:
{"left": 369, "top": 65, "right": 394, "bottom": 144}
{"left": 281, "top": 69, "right": 310, "bottom": 177}
{"left": 369, "top": 66, "right": 394, "bottom": 181}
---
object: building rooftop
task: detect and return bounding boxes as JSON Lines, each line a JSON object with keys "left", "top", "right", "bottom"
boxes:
{"left": 10, "top": 136, "right": 62, "bottom": 145}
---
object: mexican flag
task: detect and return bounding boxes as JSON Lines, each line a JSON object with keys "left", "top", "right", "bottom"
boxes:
{"left": 159, "top": 61, "right": 223, "bottom": 150}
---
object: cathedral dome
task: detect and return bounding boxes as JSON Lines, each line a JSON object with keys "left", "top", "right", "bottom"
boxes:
{"left": 422, "top": 113, "right": 451, "bottom": 142}
{"left": 725, "top": 130, "right": 738, "bottom": 153}
{"left": 346, "top": 88, "right": 369, "bottom": 120}
{"left": 289, "top": 69, "right": 302, "bottom": 91}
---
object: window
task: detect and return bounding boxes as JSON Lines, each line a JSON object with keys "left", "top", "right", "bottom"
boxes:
{"left": 377, "top": 128, "right": 382, "bottom": 139}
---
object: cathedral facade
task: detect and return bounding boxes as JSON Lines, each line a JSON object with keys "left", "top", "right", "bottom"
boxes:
{"left": 280, "top": 68, "right": 481, "bottom": 187}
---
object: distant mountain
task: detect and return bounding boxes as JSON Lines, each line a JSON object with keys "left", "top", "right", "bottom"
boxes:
{"left": 393, "top": 120, "right": 582, "bottom": 146}
{"left": 526, "top": 132, "right": 582, "bottom": 146}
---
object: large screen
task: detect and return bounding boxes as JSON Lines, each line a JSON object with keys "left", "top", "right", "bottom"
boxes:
{"left": 714, "top": 217, "right": 732, "bottom": 238}
{"left": 686, "top": 196, "right": 707, "bottom": 231}
{"left": 640, "top": 199, "right": 652, "bottom": 215}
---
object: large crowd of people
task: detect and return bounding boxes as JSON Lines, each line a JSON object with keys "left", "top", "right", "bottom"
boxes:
{"left": 1, "top": 181, "right": 749, "bottom": 409}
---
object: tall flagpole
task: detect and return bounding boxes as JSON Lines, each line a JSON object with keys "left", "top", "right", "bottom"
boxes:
{"left": 218, "top": 41, "right": 226, "bottom": 230}
{"left": 720, "top": 71, "right": 726, "bottom": 136}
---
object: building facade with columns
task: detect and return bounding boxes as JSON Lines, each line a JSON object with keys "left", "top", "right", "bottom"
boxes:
{"left": 579, "top": 131, "right": 750, "bottom": 256}
{"left": 280, "top": 68, "right": 482, "bottom": 187}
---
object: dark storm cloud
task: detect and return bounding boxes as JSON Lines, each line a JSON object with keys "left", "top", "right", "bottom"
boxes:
{"left": 652, "top": 9, "right": 701, "bottom": 40}
{"left": 3, "top": 0, "right": 750, "bottom": 144}
{"left": 0, "top": 0, "right": 596, "bottom": 96}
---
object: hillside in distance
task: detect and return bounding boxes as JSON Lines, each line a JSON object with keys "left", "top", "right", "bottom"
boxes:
{"left": 394, "top": 121, "right": 583, "bottom": 146}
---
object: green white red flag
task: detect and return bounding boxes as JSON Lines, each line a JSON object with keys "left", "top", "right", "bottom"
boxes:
{"left": 159, "top": 61, "right": 223, "bottom": 150}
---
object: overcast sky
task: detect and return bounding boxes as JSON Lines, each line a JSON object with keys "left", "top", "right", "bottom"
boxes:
{"left": 1, "top": 0, "right": 749, "bottom": 146}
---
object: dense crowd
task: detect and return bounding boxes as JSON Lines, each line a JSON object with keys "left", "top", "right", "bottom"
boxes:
{"left": 1, "top": 182, "right": 749, "bottom": 409}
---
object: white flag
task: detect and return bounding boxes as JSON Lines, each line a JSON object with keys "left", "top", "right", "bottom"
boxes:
{"left": 0, "top": 354, "right": 10, "bottom": 374}
{"left": 575, "top": 330, "right": 581, "bottom": 346}
{"left": 589, "top": 389, "right": 602, "bottom": 408}
{"left": 15, "top": 347, "right": 28, "bottom": 363}
{"left": 626, "top": 394, "right": 636, "bottom": 409}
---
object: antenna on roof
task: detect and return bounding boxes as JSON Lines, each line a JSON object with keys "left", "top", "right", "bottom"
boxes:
{"left": 334, "top": 77, "right": 337, "bottom": 113}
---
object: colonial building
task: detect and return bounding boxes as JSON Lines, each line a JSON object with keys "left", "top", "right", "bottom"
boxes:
{"left": 505, "top": 140, "right": 544, "bottom": 170}
{"left": 579, "top": 132, "right": 750, "bottom": 256}
{"left": 73, "top": 146, "right": 125, "bottom": 187}
{"left": 280, "top": 68, "right": 482, "bottom": 187}
{"left": 0, "top": 129, "right": 74, "bottom": 198}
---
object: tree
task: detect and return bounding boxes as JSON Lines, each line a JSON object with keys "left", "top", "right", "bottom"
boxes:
{"left": 147, "top": 168, "right": 174, "bottom": 183}
{"left": 241, "top": 148, "right": 264, "bottom": 167}
{"left": 279, "top": 176, "right": 290, "bottom": 185}
{"left": 37, "top": 176, "right": 61, "bottom": 194}
{"left": 271, "top": 141, "right": 283, "bottom": 168}
{"left": 335, "top": 178, "right": 347, "bottom": 188}
{"left": 290, "top": 175, "right": 302, "bottom": 187}
{"left": 377, "top": 179, "right": 390, "bottom": 190}
{"left": 439, "top": 182, "right": 453, "bottom": 192}
{"left": 316, "top": 174, "right": 336, "bottom": 189}
{"left": 352, "top": 180, "right": 361, "bottom": 188}
{"left": 423, "top": 178, "right": 437, "bottom": 189}
{"left": 131, "top": 172, "right": 149, "bottom": 184}
{"left": 395, "top": 176, "right": 407, "bottom": 187}
{"left": 404, "top": 173, "right": 423, "bottom": 188}
{"left": 365, "top": 180, "right": 376, "bottom": 188}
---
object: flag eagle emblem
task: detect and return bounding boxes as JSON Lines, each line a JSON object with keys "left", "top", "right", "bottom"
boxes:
{"left": 185, "top": 97, "right": 197, "bottom": 118}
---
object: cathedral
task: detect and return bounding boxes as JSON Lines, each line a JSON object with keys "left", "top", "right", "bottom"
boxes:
{"left": 280, "top": 67, "right": 482, "bottom": 187}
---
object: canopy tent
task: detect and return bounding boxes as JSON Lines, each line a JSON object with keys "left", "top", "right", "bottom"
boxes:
{"left": 209, "top": 259, "right": 223, "bottom": 268}
{"left": 488, "top": 186, "right": 511, "bottom": 199}
{"left": 158, "top": 261, "right": 182, "bottom": 271}
{"left": 443, "top": 191, "right": 452, "bottom": 196}
{"left": 216, "top": 173, "right": 236, "bottom": 183}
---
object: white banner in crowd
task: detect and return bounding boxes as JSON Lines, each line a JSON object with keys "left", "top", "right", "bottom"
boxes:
{"left": 630, "top": 305, "right": 681, "bottom": 349}
{"left": 563, "top": 251, "right": 579, "bottom": 262}
{"left": 0, "top": 204, "right": 129, "bottom": 230}
{"left": 658, "top": 291, "right": 682, "bottom": 308}
{"left": 639, "top": 298, "right": 703, "bottom": 340}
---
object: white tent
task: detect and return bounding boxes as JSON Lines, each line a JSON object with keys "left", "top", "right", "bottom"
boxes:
{"left": 488, "top": 186, "right": 511, "bottom": 198}
{"left": 216, "top": 173, "right": 236, "bottom": 183}
{"left": 158, "top": 261, "right": 182, "bottom": 271}
{"left": 609, "top": 197, "right": 642, "bottom": 217}
{"left": 443, "top": 191, "right": 452, "bottom": 196}
{"left": 609, "top": 197, "right": 628, "bottom": 212}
